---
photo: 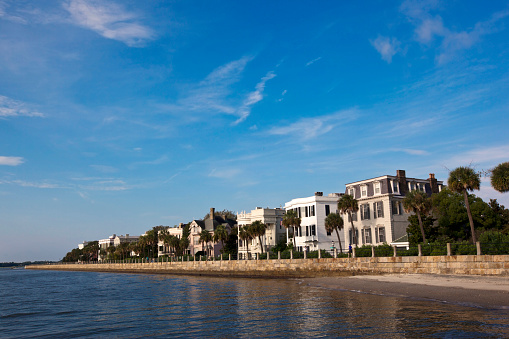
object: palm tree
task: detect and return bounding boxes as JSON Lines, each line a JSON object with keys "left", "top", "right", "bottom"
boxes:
{"left": 159, "top": 229, "right": 170, "bottom": 255}
{"left": 491, "top": 162, "right": 509, "bottom": 193}
{"left": 249, "top": 220, "right": 268, "bottom": 254}
{"left": 238, "top": 225, "right": 253, "bottom": 258}
{"left": 199, "top": 229, "right": 212, "bottom": 257}
{"left": 337, "top": 194, "right": 359, "bottom": 246}
{"left": 282, "top": 210, "right": 301, "bottom": 247}
{"left": 213, "top": 225, "right": 229, "bottom": 253}
{"left": 324, "top": 213, "right": 344, "bottom": 253}
{"left": 402, "top": 190, "right": 431, "bottom": 243}
{"left": 448, "top": 166, "right": 481, "bottom": 243}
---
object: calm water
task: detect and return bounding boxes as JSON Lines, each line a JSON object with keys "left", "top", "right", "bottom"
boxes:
{"left": 1, "top": 269, "right": 508, "bottom": 338}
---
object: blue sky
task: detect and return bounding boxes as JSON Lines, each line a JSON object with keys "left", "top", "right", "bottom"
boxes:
{"left": 1, "top": 0, "right": 508, "bottom": 262}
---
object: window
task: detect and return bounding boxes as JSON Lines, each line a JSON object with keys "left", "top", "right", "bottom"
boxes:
{"left": 362, "top": 228, "right": 372, "bottom": 244}
{"left": 348, "top": 187, "right": 355, "bottom": 197}
{"left": 361, "top": 185, "right": 367, "bottom": 197}
{"left": 374, "top": 182, "right": 381, "bottom": 195}
{"left": 305, "top": 206, "right": 309, "bottom": 217}
{"left": 360, "top": 204, "right": 370, "bottom": 220}
{"left": 377, "top": 227, "right": 386, "bottom": 243}
{"left": 310, "top": 205, "right": 315, "bottom": 217}
{"left": 399, "top": 202, "right": 403, "bottom": 215}
{"left": 392, "top": 200, "right": 398, "bottom": 215}
{"left": 349, "top": 228, "right": 359, "bottom": 245}
{"left": 325, "top": 205, "right": 330, "bottom": 216}
{"left": 375, "top": 201, "right": 384, "bottom": 218}
{"left": 409, "top": 181, "right": 416, "bottom": 191}
{"left": 418, "top": 183, "right": 425, "bottom": 192}
{"left": 306, "top": 226, "right": 309, "bottom": 237}
{"left": 350, "top": 211, "right": 358, "bottom": 222}
{"left": 326, "top": 228, "right": 332, "bottom": 236}
{"left": 393, "top": 180, "right": 399, "bottom": 194}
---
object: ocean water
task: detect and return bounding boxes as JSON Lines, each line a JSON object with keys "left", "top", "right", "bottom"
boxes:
{"left": 1, "top": 269, "right": 508, "bottom": 338}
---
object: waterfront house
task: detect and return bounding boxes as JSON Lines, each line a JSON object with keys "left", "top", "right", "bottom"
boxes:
{"left": 342, "top": 170, "right": 443, "bottom": 247}
{"left": 157, "top": 224, "right": 185, "bottom": 257}
{"left": 237, "top": 207, "right": 285, "bottom": 259}
{"left": 284, "top": 192, "right": 345, "bottom": 254}
{"left": 189, "top": 208, "right": 236, "bottom": 257}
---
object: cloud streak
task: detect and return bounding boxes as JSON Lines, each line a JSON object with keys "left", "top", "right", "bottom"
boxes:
{"left": 63, "top": 0, "right": 154, "bottom": 47}
{"left": 268, "top": 108, "right": 358, "bottom": 141}
{"left": 0, "top": 156, "right": 25, "bottom": 166}
{"left": 0, "top": 95, "right": 44, "bottom": 118}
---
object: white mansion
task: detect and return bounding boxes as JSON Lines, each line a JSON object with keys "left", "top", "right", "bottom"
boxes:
{"left": 342, "top": 170, "right": 443, "bottom": 247}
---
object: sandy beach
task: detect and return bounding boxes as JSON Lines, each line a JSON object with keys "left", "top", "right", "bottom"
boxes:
{"left": 304, "top": 274, "right": 509, "bottom": 309}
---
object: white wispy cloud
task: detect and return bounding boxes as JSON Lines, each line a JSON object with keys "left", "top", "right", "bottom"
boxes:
{"left": 208, "top": 168, "right": 241, "bottom": 179}
{"left": 370, "top": 36, "right": 401, "bottom": 63}
{"left": 0, "top": 156, "right": 24, "bottom": 166}
{"left": 233, "top": 71, "right": 276, "bottom": 125}
{"left": 392, "top": 148, "right": 430, "bottom": 156}
{"left": 268, "top": 108, "right": 358, "bottom": 141}
{"left": 0, "top": 95, "right": 44, "bottom": 118}
{"left": 306, "top": 57, "right": 322, "bottom": 66}
{"left": 400, "top": 0, "right": 509, "bottom": 64}
{"left": 160, "top": 56, "right": 274, "bottom": 125}
{"left": 63, "top": 0, "right": 154, "bottom": 47}
{"left": 0, "top": 179, "right": 62, "bottom": 189}
{"left": 0, "top": 0, "right": 27, "bottom": 24}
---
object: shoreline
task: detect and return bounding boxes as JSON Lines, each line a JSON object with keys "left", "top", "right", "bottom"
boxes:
{"left": 303, "top": 274, "right": 509, "bottom": 309}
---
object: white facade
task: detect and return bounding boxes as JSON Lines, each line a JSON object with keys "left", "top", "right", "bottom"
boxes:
{"left": 237, "top": 207, "right": 285, "bottom": 259}
{"left": 284, "top": 192, "right": 345, "bottom": 254}
{"left": 157, "top": 225, "right": 184, "bottom": 257}
{"left": 342, "top": 170, "right": 443, "bottom": 247}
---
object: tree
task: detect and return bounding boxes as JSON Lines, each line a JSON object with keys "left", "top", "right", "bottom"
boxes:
{"left": 199, "top": 229, "right": 212, "bottom": 257}
{"left": 324, "top": 213, "right": 344, "bottom": 253}
{"left": 406, "top": 214, "right": 437, "bottom": 245}
{"left": 448, "top": 166, "right": 481, "bottom": 243}
{"left": 491, "top": 162, "right": 509, "bottom": 193}
{"left": 282, "top": 210, "right": 301, "bottom": 247}
{"left": 402, "top": 190, "right": 432, "bottom": 243}
{"left": 203, "top": 209, "right": 237, "bottom": 220}
{"left": 337, "top": 194, "right": 359, "bottom": 246}
{"left": 213, "top": 224, "right": 229, "bottom": 253}
{"left": 238, "top": 225, "right": 253, "bottom": 258}
{"left": 249, "top": 220, "right": 268, "bottom": 254}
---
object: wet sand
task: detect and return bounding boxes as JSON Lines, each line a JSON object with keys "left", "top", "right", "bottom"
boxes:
{"left": 304, "top": 274, "right": 509, "bottom": 309}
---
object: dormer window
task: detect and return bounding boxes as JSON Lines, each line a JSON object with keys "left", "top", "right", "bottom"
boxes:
{"left": 347, "top": 187, "right": 355, "bottom": 197}
{"left": 361, "top": 185, "right": 367, "bottom": 197}
{"left": 374, "top": 182, "right": 381, "bottom": 195}
{"left": 392, "top": 180, "right": 399, "bottom": 194}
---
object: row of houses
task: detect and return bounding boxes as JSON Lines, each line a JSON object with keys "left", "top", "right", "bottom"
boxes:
{"left": 85, "top": 169, "right": 443, "bottom": 260}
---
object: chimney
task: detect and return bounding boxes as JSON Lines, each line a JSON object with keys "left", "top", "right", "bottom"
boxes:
{"left": 179, "top": 223, "right": 184, "bottom": 228}
{"left": 210, "top": 207, "right": 215, "bottom": 220}
{"left": 396, "top": 170, "right": 408, "bottom": 196}
{"left": 428, "top": 173, "right": 439, "bottom": 194}
{"left": 315, "top": 192, "right": 323, "bottom": 196}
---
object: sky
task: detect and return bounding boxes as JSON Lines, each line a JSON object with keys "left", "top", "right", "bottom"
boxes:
{"left": 1, "top": 0, "right": 509, "bottom": 262}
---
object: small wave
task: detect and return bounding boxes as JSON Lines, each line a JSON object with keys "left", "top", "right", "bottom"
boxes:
{"left": 1, "top": 311, "right": 41, "bottom": 319}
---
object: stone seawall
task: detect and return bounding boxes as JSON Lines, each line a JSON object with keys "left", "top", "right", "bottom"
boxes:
{"left": 27, "top": 255, "right": 509, "bottom": 277}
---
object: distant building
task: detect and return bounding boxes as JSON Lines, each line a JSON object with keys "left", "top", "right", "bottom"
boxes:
{"left": 98, "top": 234, "right": 116, "bottom": 261}
{"left": 237, "top": 207, "right": 285, "bottom": 259}
{"left": 284, "top": 192, "right": 344, "bottom": 253}
{"left": 78, "top": 241, "right": 90, "bottom": 250}
{"left": 157, "top": 224, "right": 185, "bottom": 257}
{"left": 189, "top": 208, "right": 236, "bottom": 257}
{"left": 341, "top": 170, "right": 443, "bottom": 247}
{"left": 113, "top": 234, "right": 139, "bottom": 247}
